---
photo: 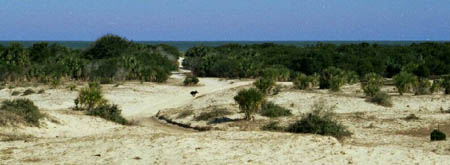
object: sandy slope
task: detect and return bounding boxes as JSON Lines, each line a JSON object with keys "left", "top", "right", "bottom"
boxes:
{"left": 1, "top": 58, "right": 450, "bottom": 164}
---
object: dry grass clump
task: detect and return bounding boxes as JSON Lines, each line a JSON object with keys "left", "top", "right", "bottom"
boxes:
{"left": 367, "top": 91, "right": 393, "bottom": 107}
{"left": 0, "top": 99, "right": 43, "bottom": 126}
{"left": 176, "top": 110, "right": 194, "bottom": 119}
{"left": 195, "top": 108, "right": 232, "bottom": 121}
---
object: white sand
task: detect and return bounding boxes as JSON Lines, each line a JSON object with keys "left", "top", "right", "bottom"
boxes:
{"left": 1, "top": 59, "right": 450, "bottom": 164}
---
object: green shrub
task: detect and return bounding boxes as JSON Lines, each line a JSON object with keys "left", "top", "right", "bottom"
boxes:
{"left": 254, "top": 78, "right": 275, "bottom": 94}
{"left": 195, "top": 108, "right": 232, "bottom": 121}
{"left": 367, "top": 91, "right": 392, "bottom": 107}
{"left": 67, "top": 84, "right": 77, "bottom": 91}
{"left": 345, "top": 71, "right": 359, "bottom": 85}
{"left": 11, "top": 91, "right": 21, "bottom": 96}
{"left": 393, "top": 72, "right": 418, "bottom": 95}
{"left": 37, "top": 89, "right": 45, "bottom": 94}
{"left": 87, "top": 104, "right": 128, "bottom": 125}
{"left": 415, "top": 79, "right": 431, "bottom": 95}
{"left": 234, "top": 88, "right": 265, "bottom": 121}
{"left": 442, "top": 76, "right": 450, "bottom": 94}
{"left": 293, "top": 73, "right": 313, "bottom": 90}
{"left": 260, "top": 102, "right": 292, "bottom": 118}
{"left": 75, "top": 82, "right": 106, "bottom": 111}
{"left": 22, "top": 89, "right": 35, "bottom": 96}
{"left": 319, "top": 67, "right": 346, "bottom": 92}
{"left": 183, "top": 74, "right": 199, "bottom": 86}
{"left": 261, "top": 121, "right": 285, "bottom": 131}
{"left": 361, "top": 73, "right": 384, "bottom": 97}
{"left": 261, "top": 66, "right": 290, "bottom": 81}
{"left": 286, "top": 101, "right": 351, "bottom": 139}
{"left": 430, "top": 129, "right": 446, "bottom": 141}
{"left": 430, "top": 79, "right": 442, "bottom": 94}
{"left": 0, "top": 99, "right": 42, "bottom": 126}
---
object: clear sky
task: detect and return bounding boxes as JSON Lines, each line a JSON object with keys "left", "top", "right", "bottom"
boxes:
{"left": 0, "top": 0, "right": 449, "bottom": 41}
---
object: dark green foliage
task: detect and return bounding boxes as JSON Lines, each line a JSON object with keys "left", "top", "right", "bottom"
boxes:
{"left": 261, "top": 121, "right": 285, "bottom": 131}
{"left": 286, "top": 103, "right": 351, "bottom": 138}
{"left": 415, "top": 79, "right": 431, "bottom": 95}
{"left": 0, "top": 99, "right": 42, "bottom": 126}
{"left": 84, "top": 34, "right": 132, "bottom": 60}
{"left": 293, "top": 73, "right": 314, "bottom": 90}
{"left": 430, "top": 129, "right": 446, "bottom": 141}
{"left": 254, "top": 78, "right": 275, "bottom": 95}
{"left": 319, "top": 67, "right": 346, "bottom": 91}
{"left": 442, "top": 76, "right": 450, "bottom": 94}
{"left": 11, "top": 91, "right": 21, "bottom": 96}
{"left": 393, "top": 72, "right": 418, "bottom": 95}
{"left": 87, "top": 104, "right": 128, "bottom": 125}
{"left": 183, "top": 74, "right": 199, "bottom": 86}
{"left": 234, "top": 88, "right": 266, "bottom": 121}
{"left": 260, "top": 102, "right": 292, "bottom": 118}
{"left": 37, "top": 89, "right": 45, "bottom": 94}
{"left": 430, "top": 79, "right": 442, "bottom": 94}
{"left": 261, "top": 66, "right": 290, "bottom": 81}
{"left": 195, "top": 108, "right": 232, "bottom": 121}
{"left": 22, "top": 89, "right": 35, "bottom": 96}
{"left": 0, "top": 34, "right": 179, "bottom": 84}
{"left": 367, "top": 91, "right": 392, "bottom": 107}
{"left": 361, "top": 73, "right": 384, "bottom": 97}
{"left": 183, "top": 42, "right": 450, "bottom": 81}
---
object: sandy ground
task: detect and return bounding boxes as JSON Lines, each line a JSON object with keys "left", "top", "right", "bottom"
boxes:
{"left": 1, "top": 59, "right": 450, "bottom": 164}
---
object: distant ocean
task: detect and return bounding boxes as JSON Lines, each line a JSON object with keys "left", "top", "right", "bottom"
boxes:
{"left": 0, "top": 41, "right": 447, "bottom": 52}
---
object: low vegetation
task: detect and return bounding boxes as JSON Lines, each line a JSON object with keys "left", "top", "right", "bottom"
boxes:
{"left": 74, "top": 82, "right": 106, "bottom": 111}
{"left": 286, "top": 101, "right": 351, "bottom": 139}
{"left": 195, "top": 108, "right": 232, "bottom": 121}
{"left": 254, "top": 78, "right": 275, "bottom": 95}
{"left": 319, "top": 67, "right": 347, "bottom": 91}
{"left": 393, "top": 72, "right": 418, "bottom": 95}
{"left": 234, "top": 88, "right": 265, "bottom": 121}
{"left": 22, "top": 89, "right": 35, "bottom": 96}
{"left": 11, "top": 91, "right": 20, "bottom": 96}
{"left": 183, "top": 74, "right": 199, "bottom": 86}
{"left": 367, "top": 91, "right": 392, "bottom": 107}
{"left": 176, "top": 110, "right": 194, "bottom": 119}
{"left": 260, "top": 102, "right": 292, "bottom": 118}
{"left": 361, "top": 73, "right": 383, "bottom": 97}
{"left": 261, "top": 121, "right": 285, "bottom": 131}
{"left": 293, "top": 73, "right": 314, "bottom": 90}
{"left": 87, "top": 104, "right": 128, "bottom": 125}
{"left": 0, "top": 99, "right": 42, "bottom": 126}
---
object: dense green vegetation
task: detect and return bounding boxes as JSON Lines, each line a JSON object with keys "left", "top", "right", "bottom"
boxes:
{"left": 183, "top": 42, "right": 450, "bottom": 80}
{"left": 0, "top": 34, "right": 180, "bottom": 84}
{"left": 234, "top": 88, "right": 265, "bottom": 121}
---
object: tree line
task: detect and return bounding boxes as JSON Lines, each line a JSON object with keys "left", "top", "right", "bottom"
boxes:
{"left": 182, "top": 42, "right": 450, "bottom": 79}
{"left": 0, "top": 34, "right": 180, "bottom": 84}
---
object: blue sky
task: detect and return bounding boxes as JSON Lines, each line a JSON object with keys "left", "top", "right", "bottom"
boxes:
{"left": 0, "top": 0, "right": 449, "bottom": 41}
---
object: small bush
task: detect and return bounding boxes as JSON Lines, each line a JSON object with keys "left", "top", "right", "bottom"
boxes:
{"left": 67, "top": 84, "right": 77, "bottom": 91}
{"left": 361, "top": 73, "right": 383, "bottom": 97}
{"left": 430, "top": 129, "right": 446, "bottom": 141}
{"left": 11, "top": 91, "right": 21, "bottom": 96}
{"left": 415, "top": 79, "right": 431, "bottom": 95}
{"left": 75, "top": 82, "right": 106, "bottom": 111}
{"left": 442, "top": 76, "right": 450, "bottom": 94}
{"left": 260, "top": 102, "right": 292, "bottom": 118}
{"left": 0, "top": 99, "right": 42, "bottom": 126}
{"left": 37, "top": 89, "right": 45, "bottom": 94}
{"left": 430, "top": 79, "right": 442, "bottom": 94}
{"left": 183, "top": 74, "right": 199, "bottom": 86}
{"left": 87, "top": 104, "right": 128, "bottom": 125}
{"left": 22, "top": 89, "right": 35, "bottom": 96}
{"left": 286, "top": 100, "right": 351, "bottom": 139}
{"left": 293, "top": 73, "right": 313, "bottom": 90}
{"left": 393, "top": 72, "right": 418, "bottom": 95}
{"left": 319, "top": 67, "right": 346, "bottom": 92}
{"left": 404, "top": 114, "right": 419, "bottom": 121}
{"left": 254, "top": 78, "right": 275, "bottom": 94}
{"left": 367, "top": 91, "right": 392, "bottom": 107}
{"left": 234, "top": 88, "right": 266, "bottom": 121}
{"left": 261, "top": 121, "right": 285, "bottom": 131}
{"left": 195, "top": 108, "right": 232, "bottom": 121}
